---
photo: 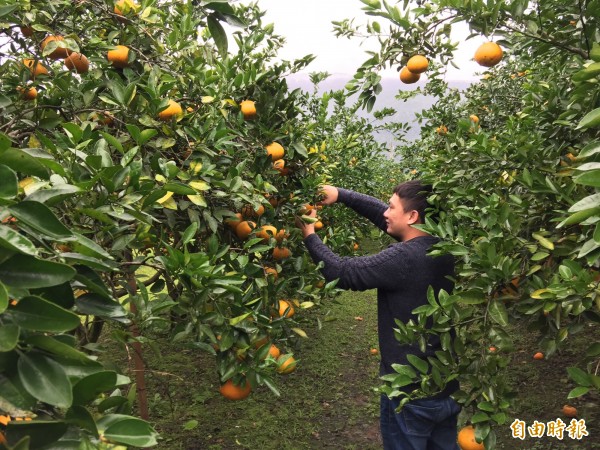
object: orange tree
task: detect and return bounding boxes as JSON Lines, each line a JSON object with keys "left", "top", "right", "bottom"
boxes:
{"left": 0, "top": 0, "right": 388, "bottom": 447}
{"left": 335, "top": 0, "right": 600, "bottom": 448}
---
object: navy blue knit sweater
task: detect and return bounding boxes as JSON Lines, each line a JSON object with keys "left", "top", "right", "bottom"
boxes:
{"left": 303, "top": 188, "right": 458, "bottom": 398}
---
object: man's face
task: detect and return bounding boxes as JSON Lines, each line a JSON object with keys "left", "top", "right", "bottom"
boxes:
{"left": 383, "top": 194, "right": 417, "bottom": 239}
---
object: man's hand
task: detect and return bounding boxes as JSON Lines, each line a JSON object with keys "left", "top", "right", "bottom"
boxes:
{"left": 295, "top": 210, "right": 318, "bottom": 239}
{"left": 319, "top": 185, "right": 339, "bottom": 205}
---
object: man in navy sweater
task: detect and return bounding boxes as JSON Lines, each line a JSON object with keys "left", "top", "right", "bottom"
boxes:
{"left": 297, "top": 180, "right": 459, "bottom": 450}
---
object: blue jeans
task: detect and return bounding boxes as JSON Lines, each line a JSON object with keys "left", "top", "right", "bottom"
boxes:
{"left": 380, "top": 395, "right": 461, "bottom": 450}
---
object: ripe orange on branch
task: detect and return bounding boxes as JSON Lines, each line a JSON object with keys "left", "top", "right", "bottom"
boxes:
{"left": 114, "top": 0, "right": 140, "bottom": 22}
{"left": 266, "top": 142, "right": 284, "bottom": 161}
{"left": 256, "top": 225, "right": 277, "bottom": 242}
{"left": 40, "top": 35, "right": 70, "bottom": 59}
{"left": 276, "top": 354, "right": 297, "bottom": 374}
{"left": 399, "top": 66, "right": 420, "bottom": 84}
{"left": 272, "top": 246, "right": 291, "bottom": 260}
{"left": 406, "top": 55, "right": 429, "bottom": 74}
{"left": 158, "top": 99, "right": 183, "bottom": 121}
{"left": 457, "top": 425, "right": 485, "bottom": 450}
{"left": 64, "top": 52, "right": 90, "bottom": 74}
{"left": 219, "top": 379, "right": 251, "bottom": 400}
{"left": 107, "top": 45, "right": 130, "bottom": 68}
{"left": 278, "top": 299, "right": 295, "bottom": 318}
{"left": 17, "top": 86, "right": 37, "bottom": 100}
{"left": 474, "top": 41, "right": 503, "bottom": 67}
{"left": 235, "top": 220, "right": 256, "bottom": 240}
{"left": 469, "top": 114, "right": 479, "bottom": 124}
{"left": 23, "top": 59, "right": 49, "bottom": 78}
{"left": 240, "top": 100, "right": 256, "bottom": 119}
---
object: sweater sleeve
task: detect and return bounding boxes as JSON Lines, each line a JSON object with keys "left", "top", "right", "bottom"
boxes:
{"left": 337, "top": 188, "right": 388, "bottom": 233}
{"left": 303, "top": 233, "right": 411, "bottom": 291}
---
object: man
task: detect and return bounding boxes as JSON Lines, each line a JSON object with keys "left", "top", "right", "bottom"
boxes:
{"left": 296, "top": 180, "right": 460, "bottom": 450}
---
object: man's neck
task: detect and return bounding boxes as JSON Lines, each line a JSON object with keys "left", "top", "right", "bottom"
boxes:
{"left": 402, "top": 227, "right": 430, "bottom": 242}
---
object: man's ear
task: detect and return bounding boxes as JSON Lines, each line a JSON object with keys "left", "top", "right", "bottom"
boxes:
{"left": 407, "top": 210, "right": 420, "bottom": 225}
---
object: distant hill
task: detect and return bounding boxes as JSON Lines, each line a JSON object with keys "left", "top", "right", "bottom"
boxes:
{"left": 286, "top": 73, "right": 473, "bottom": 146}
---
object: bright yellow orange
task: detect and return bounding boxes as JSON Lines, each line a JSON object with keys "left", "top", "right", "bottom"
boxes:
{"left": 107, "top": 45, "right": 130, "bottom": 68}
{"left": 17, "top": 86, "right": 37, "bottom": 100}
{"left": 23, "top": 59, "right": 49, "bottom": 78}
{"left": 406, "top": 55, "right": 429, "bottom": 74}
{"left": 469, "top": 114, "right": 479, "bottom": 124}
{"left": 114, "top": 0, "right": 140, "bottom": 22}
{"left": 278, "top": 299, "right": 295, "bottom": 318}
{"left": 64, "top": 52, "right": 89, "bottom": 74}
{"left": 240, "top": 100, "right": 256, "bottom": 119}
{"left": 256, "top": 225, "right": 277, "bottom": 242}
{"left": 219, "top": 379, "right": 251, "bottom": 400}
{"left": 41, "top": 35, "right": 69, "bottom": 59}
{"left": 276, "top": 355, "right": 296, "bottom": 374}
{"left": 158, "top": 99, "right": 183, "bottom": 121}
{"left": 275, "top": 229, "right": 288, "bottom": 243}
{"left": 436, "top": 125, "right": 448, "bottom": 135}
{"left": 266, "top": 142, "right": 284, "bottom": 161}
{"left": 235, "top": 220, "right": 256, "bottom": 240}
{"left": 474, "top": 42, "right": 503, "bottom": 67}
{"left": 272, "top": 246, "right": 290, "bottom": 261}
{"left": 314, "top": 220, "right": 324, "bottom": 230}
{"left": 400, "top": 66, "right": 420, "bottom": 84}
{"left": 457, "top": 425, "right": 484, "bottom": 450}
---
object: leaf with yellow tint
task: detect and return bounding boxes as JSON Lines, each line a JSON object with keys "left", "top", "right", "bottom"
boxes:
{"left": 189, "top": 180, "right": 210, "bottom": 191}
{"left": 157, "top": 191, "right": 173, "bottom": 204}
{"left": 187, "top": 194, "right": 207, "bottom": 207}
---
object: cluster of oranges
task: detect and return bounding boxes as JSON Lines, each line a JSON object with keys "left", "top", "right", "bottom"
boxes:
{"left": 399, "top": 54, "right": 429, "bottom": 84}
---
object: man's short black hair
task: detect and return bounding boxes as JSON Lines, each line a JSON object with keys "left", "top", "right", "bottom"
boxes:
{"left": 393, "top": 180, "right": 432, "bottom": 224}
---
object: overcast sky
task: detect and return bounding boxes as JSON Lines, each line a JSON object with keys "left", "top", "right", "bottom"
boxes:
{"left": 254, "top": 0, "right": 485, "bottom": 81}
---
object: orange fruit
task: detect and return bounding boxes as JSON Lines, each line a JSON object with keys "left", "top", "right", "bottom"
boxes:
{"left": 400, "top": 66, "right": 420, "bottom": 84}
{"left": 219, "top": 379, "right": 251, "bottom": 400}
{"left": 89, "top": 111, "right": 114, "bottom": 126}
{"left": 562, "top": 404, "right": 577, "bottom": 417}
{"left": 275, "top": 229, "right": 288, "bottom": 243}
{"left": 256, "top": 225, "right": 277, "bottom": 242}
{"left": 17, "top": 86, "right": 37, "bottom": 100}
{"left": 273, "top": 159, "right": 290, "bottom": 175}
{"left": 64, "top": 52, "right": 90, "bottom": 74}
{"left": 469, "top": 114, "right": 479, "bottom": 124}
{"left": 225, "top": 212, "right": 242, "bottom": 230}
{"left": 533, "top": 352, "right": 544, "bottom": 360}
{"left": 272, "top": 246, "right": 290, "bottom": 261}
{"left": 240, "top": 100, "right": 256, "bottom": 119}
{"left": 299, "top": 203, "right": 315, "bottom": 214}
{"left": 264, "top": 266, "right": 278, "bottom": 280}
{"left": 40, "top": 35, "right": 69, "bottom": 59}
{"left": 114, "top": 0, "right": 140, "bottom": 22}
{"left": 20, "top": 26, "right": 34, "bottom": 37}
{"left": 406, "top": 55, "right": 429, "bottom": 74}
{"left": 107, "top": 45, "right": 130, "bottom": 68}
{"left": 266, "top": 142, "right": 284, "bottom": 161}
{"left": 252, "top": 335, "right": 269, "bottom": 349}
{"left": 436, "top": 125, "right": 448, "bottom": 135}
{"left": 235, "top": 220, "right": 256, "bottom": 240}
{"left": 353, "top": 242, "right": 359, "bottom": 251}
{"left": 158, "top": 99, "right": 183, "bottom": 121}
{"left": 314, "top": 220, "right": 324, "bottom": 231}
{"left": 474, "top": 42, "right": 503, "bottom": 67}
{"left": 489, "top": 346, "right": 497, "bottom": 353}
{"left": 457, "top": 425, "right": 484, "bottom": 450}
{"left": 276, "top": 355, "right": 297, "bottom": 374}
{"left": 23, "top": 59, "right": 49, "bottom": 78}
{"left": 241, "top": 204, "right": 265, "bottom": 218}
{"left": 370, "top": 348, "right": 379, "bottom": 355}
{"left": 260, "top": 344, "right": 281, "bottom": 360}
{"left": 278, "top": 299, "right": 295, "bottom": 318}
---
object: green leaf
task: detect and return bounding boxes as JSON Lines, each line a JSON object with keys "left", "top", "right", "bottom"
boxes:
{"left": 207, "top": 14, "right": 228, "bottom": 57}
{"left": 0, "top": 148, "right": 50, "bottom": 179}
{"left": 18, "top": 353, "right": 73, "bottom": 408}
{"left": 66, "top": 405, "right": 99, "bottom": 437}
{"left": 25, "top": 184, "right": 83, "bottom": 206}
{"left": 576, "top": 107, "right": 600, "bottom": 129}
{"left": 569, "top": 193, "right": 600, "bottom": 212}
{"left": 183, "top": 419, "right": 198, "bottom": 430}
{"left": 0, "top": 254, "right": 76, "bottom": 288}
{"left": 0, "top": 225, "right": 38, "bottom": 256}
{"left": 574, "top": 169, "right": 600, "bottom": 187}
{"left": 9, "top": 201, "right": 73, "bottom": 239}
{"left": 25, "top": 335, "right": 96, "bottom": 364}
{"left": 9, "top": 295, "right": 80, "bottom": 332}
{"left": 0, "top": 281, "right": 7, "bottom": 313}
{"left": 488, "top": 300, "right": 509, "bottom": 327}
{"left": 73, "top": 371, "right": 118, "bottom": 405}
{"left": 182, "top": 222, "right": 198, "bottom": 245}
{"left": 0, "top": 324, "right": 19, "bottom": 352}
{"left": 591, "top": 42, "right": 600, "bottom": 62}
{"left": 573, "top": 62, "right": 600, "bottom": 82}
{"left": 0, "top": 164, "right": 18, "bottom": 199}
{"left": 406, "top": 354, "right": 428, "bottom": 374}
{"left": 557, "top": 207, "right": 600, "bottom": 228}
{"left": 292, "top": 142, "right": 308, "bottom": 158}
{"left": 567, "top": 386, "right": 589, "bottom": 399}
{"left": 75, "top": 293, "right": 129, "bottom": 322}
{"left": 567, "top": 367, "right": 592, "bottom": 387}
{"left": 98, "top": 415, "right": 158, "bottom": 447}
